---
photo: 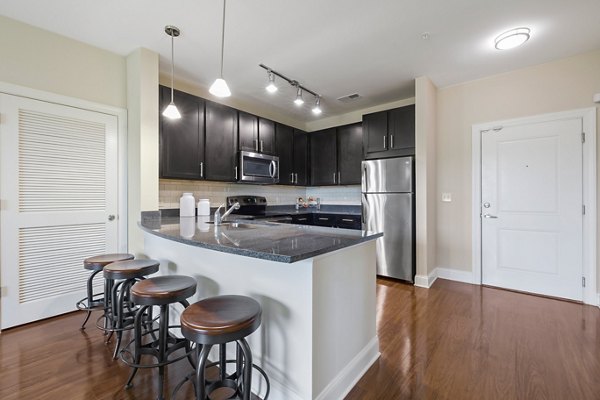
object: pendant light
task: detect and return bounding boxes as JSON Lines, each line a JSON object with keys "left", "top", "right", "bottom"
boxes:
{"left": 162, "top": 25, "right": 181, "bottom": 119}
{"left": 209, "top": 0, "right": 231, "bottom": 97}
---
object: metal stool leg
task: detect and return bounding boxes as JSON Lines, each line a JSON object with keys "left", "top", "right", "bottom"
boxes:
{"left": 80, "top": 269, "right": 102, "bottom": 330}
{"left": 157, "top": 304, "right": 169, "bottom": 400}
{"left": 195, "top": 344, "right": 213, "bottom": 400}
{"left": 125, "top": 305, "right": 149, "bottom": 389}
{"left": 237, "top": 338, "right": 253, "bottom": 400}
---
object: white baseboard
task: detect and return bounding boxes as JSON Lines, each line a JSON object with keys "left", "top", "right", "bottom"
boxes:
{"left": 414, "top": 269, "right": 438, "bottom": 288}
{"left": 436, "top": 267, "right": 475, "bottom": 284}
{"left": 314, "top": 336, "right": 380, "bottom": 400}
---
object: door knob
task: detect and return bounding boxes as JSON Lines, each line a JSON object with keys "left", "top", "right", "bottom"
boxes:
{"left": 108, "top": 215, "right": 116, "bottom": 221}
{"left": 482, "top": 214, "right": 498, "bottom": 219}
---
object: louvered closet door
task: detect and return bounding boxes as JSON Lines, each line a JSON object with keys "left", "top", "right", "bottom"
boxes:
{"left": 0, "top": 94, "right": 119, "bottom": 329}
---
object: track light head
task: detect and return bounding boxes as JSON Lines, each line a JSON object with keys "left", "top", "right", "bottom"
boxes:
{"left": 266, "top": 70, "right": 277, "bottom": 93}
{"left": 312, "top": 96, "right": 322, "bottom": 115}
{"left": 294, "top": 86, "right": 304, "bottom": 106}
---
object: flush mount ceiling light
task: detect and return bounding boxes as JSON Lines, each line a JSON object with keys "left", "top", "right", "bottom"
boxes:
{"left": 162, "top": 25, "right": 181, "bottom": 119}
{"left": 294, "top": 85, "right": 304, "bottom": 106}
{"left": 259, "top": 64, "right": 322, "bottom": 115}
{"left": 312, "top": 96, "right": 322, "bottom": 115}
{"left": 265, "top": 70, "right": 278, "bottom": 93}
{"left": 209, "top": 0, "right": 231, "bottom": 97}
{"left": 495, "top": 27, "right": 531, "bottom": 50}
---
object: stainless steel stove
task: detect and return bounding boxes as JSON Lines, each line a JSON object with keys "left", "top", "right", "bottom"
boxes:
{"left": 226, "top": 195, "right": 292, "bottom": 221}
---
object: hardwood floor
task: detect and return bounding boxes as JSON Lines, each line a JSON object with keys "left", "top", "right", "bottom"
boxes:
{"left": 2, "top": 278, "right": 600, "bottom": 399}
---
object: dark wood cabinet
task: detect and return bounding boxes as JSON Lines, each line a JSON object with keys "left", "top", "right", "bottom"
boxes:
{"left": 293, "top": 130, "right": 309, "bottom": 186}
{"left": 258, "top": 118, "right": 275, "bottom": 155}
{"left": 275, "top": 123, "right": 294, "bottom": 185}
{"left": 238, "top": 111, "right": 258, "bottom": 153}
{"left": 204, "top": 101, "right": 238, "bottom": 181}
{"left": 159, "top": 85, "right": 205, "bottom": 180}
{"left": 310, "top": 128, "right": 337, "bottom": 186}
{"left": 290, "top": 213, "right": 360, "bottom": 230}
{"left": 337, "top": 123, "right": 363, "bottom": 185}
{"left": 363, "top": 104, "right": 415, "bottom": 159}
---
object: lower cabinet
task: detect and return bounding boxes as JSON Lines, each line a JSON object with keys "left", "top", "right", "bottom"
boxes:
{"left": 290, "top": 213, "right": 361, "bottom": 230}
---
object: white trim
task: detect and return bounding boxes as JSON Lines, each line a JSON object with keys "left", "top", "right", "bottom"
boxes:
{"left": 414, "top": 270, "right": 438, "bottom": 288}
{"left": 597, "top": 293, "right": 600, "bottom": 308}
{"left": 0, "top": 81, "right": 129, "bottom": 252}
{"left": 472, "top": 108, "right": 597, "bottom": 305}
{"left": 436, "top": 267, "right": 475, "bottom": 284}
{"left": 314, "top": 336, "right": 380, "bottom": 400}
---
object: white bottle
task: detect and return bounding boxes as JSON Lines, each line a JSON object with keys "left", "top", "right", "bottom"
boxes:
{"left": 197, "top": 199, "right": 210, "bottom": 216}
{"left": 179, "top": 193, "right": 195, "bottom": 217}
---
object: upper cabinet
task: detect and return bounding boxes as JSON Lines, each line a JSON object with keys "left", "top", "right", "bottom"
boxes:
{"left": 276, "top": 124, "right": 308, "bottom": 186}
{"left": 239, "top": 112, "right": 275, "bottom": 155}
{"left": 309, "top": 123, "right": 362, "bottom": 186}
{"left": 292, "top": 129, "right": 309, "bottom": 186}
{"left": 204, "top": 101, "right": 238, "bottom": 182}
{"left": 159, "top": 85, "right": 205, "bottom": 180}
{"left": 363, "top": 104, "right": 415, "bottom": 159}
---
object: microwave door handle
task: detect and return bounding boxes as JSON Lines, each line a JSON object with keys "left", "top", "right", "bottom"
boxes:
{"left": 270, "top": 160, "right": 277, "bottom": 178}
{"left": 268, "top": 161, "right": 273, "bottom": 178}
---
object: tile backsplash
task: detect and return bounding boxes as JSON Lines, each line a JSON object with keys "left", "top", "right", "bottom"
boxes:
{"left": 159, "top": 179, "right": 361, "bottom": 209}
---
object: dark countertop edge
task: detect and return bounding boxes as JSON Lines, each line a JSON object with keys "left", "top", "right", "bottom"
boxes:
{"left": 152, "top": 205, "right": 361, "bottom": 218}
{"left": 138, "top": 221, "right": 382, "bottom": 264}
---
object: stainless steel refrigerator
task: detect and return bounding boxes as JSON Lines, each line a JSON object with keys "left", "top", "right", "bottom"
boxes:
{"left": 362, "top": 156, "right": 415, "bottom": 282}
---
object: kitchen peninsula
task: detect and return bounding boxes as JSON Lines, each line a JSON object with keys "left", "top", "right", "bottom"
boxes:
{"left": 140, "top": 212, "right": 382, "bottom": 400}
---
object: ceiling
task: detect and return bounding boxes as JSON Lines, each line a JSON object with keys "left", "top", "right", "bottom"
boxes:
{"left": 2, "top": 0, "right": 600, "bottom": 122}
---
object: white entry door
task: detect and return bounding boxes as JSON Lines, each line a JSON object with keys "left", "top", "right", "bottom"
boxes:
{"left": 0, "top": 93, "right": 119, "bottom": 328}
{"left": 481, "top": 117, "right": 583, "bottom": 301}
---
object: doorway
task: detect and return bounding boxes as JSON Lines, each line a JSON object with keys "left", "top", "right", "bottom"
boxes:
{"left": 0, "top": 91, "right": 126, "bottom": 328}
{"left": 472, "top": 108, "right": 596, "bottom": 303}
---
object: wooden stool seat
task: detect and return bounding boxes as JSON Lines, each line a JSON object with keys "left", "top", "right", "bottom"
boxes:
{"left": 103, "top": 259, "right": 160, "bottom": 280}
{"left": 130, "top": 275, "right": 197, "bottom": 306}
{"left": 181, "top": 295, "right": 262, "bottom": 345}
{"left": 84, "top": 253, "right": 134, "bottom": 271}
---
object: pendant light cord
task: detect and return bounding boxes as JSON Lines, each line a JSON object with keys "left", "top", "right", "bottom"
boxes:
{"left": 170, "top": 33, "right": 175, "bottom": 102}
{"left": 219, "top": 0, "right": 227, "bottom": 78}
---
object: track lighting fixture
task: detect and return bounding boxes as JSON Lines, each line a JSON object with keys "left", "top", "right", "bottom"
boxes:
{"left": 162, "top": 25, "right": 181, "bottom": 119}
{"left": 259, "top": 64, "right": 322, "bottom": 115}
{"left": 209, "top": 0, "right": 231, "bottom": 97}
{"left": 294, "top": 86, "right": 304, "bottom": 106}
{"left": 312, "top": 96, "right": 322, "bottom": 115}
{"left": 266, "top": 70, "right": 278, "bottom": 93}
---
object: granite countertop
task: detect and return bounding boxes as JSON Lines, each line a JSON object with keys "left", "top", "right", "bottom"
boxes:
{"left": 140, "top": 213, "right": 381, "bottom": 263}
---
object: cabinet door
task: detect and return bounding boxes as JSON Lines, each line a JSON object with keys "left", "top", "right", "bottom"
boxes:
{"left": 313, "top": 214, "right": 335, "bottom": 227}
{"left": 205, "top": 101, "right": 238, "bottom": 181}
{"left": 258, "top": 118, "right": 275, "bottom": 155}
{"left": 363, "top": 111, "right": 387, "bottom": 155}
{"left": 335, "top": 215, "right": 362, "bottom": 230}
{"left": 292, "top": 214, "right": 312, "bottom": 225}
{"left": 293, "top": 129, "right": 309, "bottom": 186}
{"left": 388, "top": 105, "right": 415, "bottom": 151}
{"left": 276, "top": 123, "right": 294, "bottom": 185}
{"left": 159, "top": 85, "right": 204, "bottom": 179}
{"left": 310, "top": 128, "right": 337, "bottom": 186}
{"left": 337, "top": 123, "right": 363, "bottom": 185}
{"left": 238, "top": 111, "right": 258, "bottom": 153}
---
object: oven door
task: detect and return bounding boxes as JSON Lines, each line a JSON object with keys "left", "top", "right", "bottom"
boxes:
{"left": 239, "top": 151, "right": 279, "bottom": 184}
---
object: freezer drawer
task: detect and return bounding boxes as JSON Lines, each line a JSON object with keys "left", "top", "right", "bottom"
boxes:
{"left": 362, "top": 192, "right": 415, "bottom": 281}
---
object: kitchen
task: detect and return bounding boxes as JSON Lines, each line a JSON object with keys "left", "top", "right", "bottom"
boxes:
{"left": 2, "top": 0, "right": 600, "bottom": 399}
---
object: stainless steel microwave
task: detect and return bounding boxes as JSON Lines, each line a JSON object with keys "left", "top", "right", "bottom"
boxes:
{"left": 238, "top": 151, "right": 279, "bottom": 184}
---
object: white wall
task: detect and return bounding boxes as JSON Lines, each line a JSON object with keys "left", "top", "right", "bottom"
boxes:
{"left": 0, "top": 16, "right": 126, "bottom": 108}
{"left": 436, "top": 49, "right": 600, "bottom": 283}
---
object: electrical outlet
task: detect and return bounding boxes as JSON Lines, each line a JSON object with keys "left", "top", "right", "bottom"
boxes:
{"left": 441, "top": 193, "right": 452, "bottom": 202}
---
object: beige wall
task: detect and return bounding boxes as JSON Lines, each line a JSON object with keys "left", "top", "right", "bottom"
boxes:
{"left": 0, "top": 16, "right": 126, "bottom": 108}
{"left": 436, "top": 49, "right": 600, "bottom": 274}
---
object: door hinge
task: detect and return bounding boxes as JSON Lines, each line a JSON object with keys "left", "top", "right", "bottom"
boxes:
{"left": 582, "top": 277, "right": 586, "bottom": 287}
{"left": 583, "top": 205, "right": 586, "bottom": 215}
{"left": 582, "top": 132, "right": 586, "bottom": 143}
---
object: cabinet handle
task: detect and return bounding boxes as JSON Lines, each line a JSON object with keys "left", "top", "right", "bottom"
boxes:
{"left": 260, "top": 140, "right": 264, "bottom": 152}
{"left": 318, "top": 217, "right": 329, "bottom": 221}
{"left": 254, "top": 138, "right": 259, "bottom": 152}
{"left": 383, "top": 135, "right": 387, "bottom": 149}
{"left": 294, "top": 173, "right": 298, "bottom": 184}
{"left": 390, "top": 134, "right": 394, "bottom": 149}
{"left": 235, "top": 166, "right": 238, "bottom": 180}
{"left": 333, "top": 172, "right": 336, "bottom": 184}
{"left": 337, "top": 171, "right": 341, "bottom": 184}
{"left": 200, "top": 162, "right": 204, "bottom": 178}
{"left": 341, "top": 218, "right": 354, "bottom": 222}
{"left": 297, "top": 218, "right": 307, "bottom": 221}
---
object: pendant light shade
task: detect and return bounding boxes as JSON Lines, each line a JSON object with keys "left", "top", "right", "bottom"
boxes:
{"left": 162, "top": 25, "right": 181, "bottom": 119}
{"left": 211, "top": 0, "right": 231, "bottom": 98}
{"left": 209, "top": 78, "right": 231, "bottom": 98}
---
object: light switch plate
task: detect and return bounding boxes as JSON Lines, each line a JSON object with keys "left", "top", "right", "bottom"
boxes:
{"left": 441, "top": 193, "right": 452, "bottom": 202}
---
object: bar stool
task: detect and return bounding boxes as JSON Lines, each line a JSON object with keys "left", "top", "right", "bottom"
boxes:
{"left": 103, "top": 259, "right": 160, "bottom": 359}
{"left": 180, "top": 295, "right": 268, "bottom": 400}
{"left": 122, "top": 275, "right": 197, "bottom": 400}
{"left": 76, "top": 253, "right": 134, "bottom": 330}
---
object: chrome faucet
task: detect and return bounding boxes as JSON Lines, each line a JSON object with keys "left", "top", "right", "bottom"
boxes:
{"left": 214, "top": 202, "right": 240, "bottom": 225}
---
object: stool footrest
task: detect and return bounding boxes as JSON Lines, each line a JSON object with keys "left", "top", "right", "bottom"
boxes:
{"left": 119, "top": 325, "right": 193, "bottom": 369}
